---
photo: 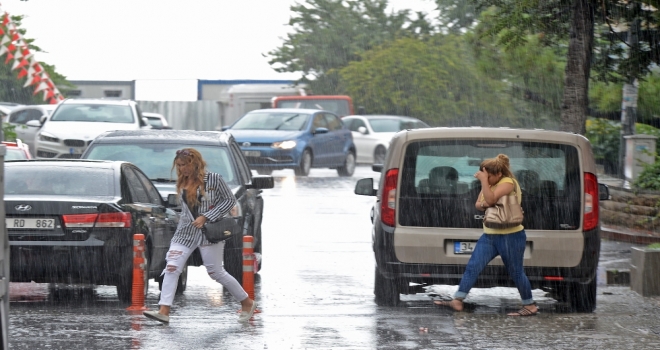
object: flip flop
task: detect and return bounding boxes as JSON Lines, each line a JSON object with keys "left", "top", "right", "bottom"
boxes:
{"left": 507, "top": 305, "right": 538, "bottom": 316}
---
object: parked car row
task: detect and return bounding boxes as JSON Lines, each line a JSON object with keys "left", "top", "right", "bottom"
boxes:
{"left": 5, "top": 129, "right": 275, "bottom": 302}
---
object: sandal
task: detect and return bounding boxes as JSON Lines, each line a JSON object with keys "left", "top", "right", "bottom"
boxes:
{"left": 433, "top": 298, "right": 464, "bottom": 311}
{"left": 507, "top": 304, "right": 538, "bottom": 317}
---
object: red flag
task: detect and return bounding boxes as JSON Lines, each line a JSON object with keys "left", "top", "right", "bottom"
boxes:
{"left": 32, "top": 62, "right": 42, "bottom": 73}
{"left": 4, "top": 52, "right": 13, "bottom": 64}
{"left": 33, "top": 81, "right": 48, "bottom": 95}
{"left": 2, "top": 14, "right": 9, "bottom": 27}
{"left": 45, "top": 79, "right": 54, "bottom": 89}
{"left": 16, "top": 67, "right": 28, "bottom": 79}
{"left": 12, "top": 58, "right": 28, "bottom": 70}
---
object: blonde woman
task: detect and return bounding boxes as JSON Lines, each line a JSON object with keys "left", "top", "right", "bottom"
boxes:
{"left": 434, "top": 154, "right": 538, "bottom": 316}
{"left": 143, "top": 148, "right": 256, "bottom": 324}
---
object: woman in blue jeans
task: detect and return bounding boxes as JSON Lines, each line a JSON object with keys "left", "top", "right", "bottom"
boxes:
{"left": 434, "top": 154, "right": 538, "bottom": 316}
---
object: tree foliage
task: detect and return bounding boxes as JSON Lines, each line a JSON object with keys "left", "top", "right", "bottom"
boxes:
{"left": 338, "top": 35, "right": 521, "bottom": 126}
{"left": 267, "top": 0, "right": 431, "bottom": 94}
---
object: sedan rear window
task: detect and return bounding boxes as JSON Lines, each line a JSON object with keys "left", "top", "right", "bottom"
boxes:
{"left": 398, "top": 141, "right": 581, "bottom": 230}
{"left": 84, "top": 144, "right": 236, "bottom": 185}
{"left": 5, "top": 166, "right": 114, "bottom": 196}
{"left": 368, "top": 118, "right": 429, "bottom": 132}
{"left": 231, "top": 112, "right": 310, "bottom": 131}
{"left": 50, "top": 104, "right": 134, "bottom": 123}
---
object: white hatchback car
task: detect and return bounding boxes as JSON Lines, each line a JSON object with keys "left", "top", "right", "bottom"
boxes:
{"left": 30, "top": 99, "right": 151, "bottom": 159}
{"left": 7, "top": 104, "right": 58, "bottom": 156}
{"left": 342, "top": 115, "right": 429, "bottom": 164}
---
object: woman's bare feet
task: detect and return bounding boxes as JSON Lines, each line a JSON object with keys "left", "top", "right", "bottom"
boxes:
{"left": 433, "top": 298, "right": 464, "bottom": 311}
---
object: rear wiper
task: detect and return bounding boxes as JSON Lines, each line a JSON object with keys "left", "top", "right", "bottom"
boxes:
{"left": 150, "top": 178, "right": 176, "bottom": 183}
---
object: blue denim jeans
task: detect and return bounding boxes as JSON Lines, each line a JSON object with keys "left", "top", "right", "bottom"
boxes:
{"left": 454, "top": 230, "right": 534, "bottom": 305}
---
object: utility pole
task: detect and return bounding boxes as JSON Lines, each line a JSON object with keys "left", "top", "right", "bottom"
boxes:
{"left": 618, "top": 16, "right": 641, "bottom": 179}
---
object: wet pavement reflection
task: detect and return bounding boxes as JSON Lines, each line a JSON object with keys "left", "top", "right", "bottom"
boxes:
{"left": 8, "top": 166, "right": 660, "bottom": 349}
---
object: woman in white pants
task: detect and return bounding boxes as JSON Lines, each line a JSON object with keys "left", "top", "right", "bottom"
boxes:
{"left": 143, "top": 148, "right": 256, "bottom": 324}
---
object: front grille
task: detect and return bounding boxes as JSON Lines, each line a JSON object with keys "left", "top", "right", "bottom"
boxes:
{"left": 246, "top": 155, "right": 293, "bottom": 164}
{"left": 64, "top": 139, "right": 86, "bottom": 147}
{"left": 58, "top": 154, "right": 82, "bottom": 159}
{"left": 36, "top": 150, "right": 57, "bottom": 158}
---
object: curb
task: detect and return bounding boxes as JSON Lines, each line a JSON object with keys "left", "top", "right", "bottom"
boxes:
{"left": 601, "top": 225, "right": 660, "bottom": 245}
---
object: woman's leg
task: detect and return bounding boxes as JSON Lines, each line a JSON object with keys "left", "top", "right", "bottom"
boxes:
{"left": 454, "top": 234, "right": 499, "bottom": 300}
{"left": 198, "top": 241, "right": 250, "bottom": 307}
{"left": 495, "top": 230, "right": 536, "bottom": 310}
{"left": 158, "top": 242, "right": 195, "bottom": 313}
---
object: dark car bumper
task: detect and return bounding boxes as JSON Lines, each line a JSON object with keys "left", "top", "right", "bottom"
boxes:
{"left": 9, "top": 235, "right": 134, "bottom": 285}
{"left": 374, "top": 222, "right": 601, "bottom": 291}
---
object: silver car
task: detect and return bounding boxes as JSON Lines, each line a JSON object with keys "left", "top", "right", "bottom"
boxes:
{"left": 6, "top": 104, "right": 57, "bottom": 156}
{"left": 30, "top": 99, "right": 151, "bottom": 159}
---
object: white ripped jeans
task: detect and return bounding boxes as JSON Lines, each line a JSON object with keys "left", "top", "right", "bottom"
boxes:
{"left": 159, "top": 239, "right": 248, "bottom": 306}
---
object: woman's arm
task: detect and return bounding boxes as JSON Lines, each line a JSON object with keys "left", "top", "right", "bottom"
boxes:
{"left": 200, "top": 173, "right": 237, "bottom": 222}
{"left": 475, "top": 190, "right": 486, "bottom": 211}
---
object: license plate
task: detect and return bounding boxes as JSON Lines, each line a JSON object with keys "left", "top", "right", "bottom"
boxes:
{"left": 243, "top": 150, "right": 260, "bottom": 157}
{"left": 6, "top": 218, "right": 56, "bottom": 230}
{"left": 454, "top": 241, "right": 477, "bottom": 254}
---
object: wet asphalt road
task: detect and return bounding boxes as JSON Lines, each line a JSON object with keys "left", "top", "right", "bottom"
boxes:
{"left": 7, "top": 165, "right": 660, "bottom": 349}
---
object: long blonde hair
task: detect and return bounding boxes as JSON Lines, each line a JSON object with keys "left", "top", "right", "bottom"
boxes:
{"left": 172, "top": 148, "right": 206, "bottom": 207}
{"left": 480, "top": 153, "right": 515, "bottom": 179}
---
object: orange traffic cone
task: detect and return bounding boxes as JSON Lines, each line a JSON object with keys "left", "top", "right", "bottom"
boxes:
{"left": 127, "top": 233, "right": 148, "bottom": 313}
{"left": 242, "top": 235, "right": 255, "bottom": 300}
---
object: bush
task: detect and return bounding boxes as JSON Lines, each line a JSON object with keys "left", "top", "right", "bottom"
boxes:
{"left": 585, "top": 118, "right": 620, "bottom": 173}
{"left": 633, "top": 153, "right": 660, "bottom": 191}
{"left": 2, "top": 123, "right": 16, "bottom": 141}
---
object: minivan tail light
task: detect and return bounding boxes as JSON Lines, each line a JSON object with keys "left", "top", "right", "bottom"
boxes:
{"left": 381, "top": 168, "right": 398, "bottom": 227}
{"left": 583, "top": 172, "right": 599, "bottom": 231}
{"left": 62, "top": 212, "right": 132, "bottom": 228}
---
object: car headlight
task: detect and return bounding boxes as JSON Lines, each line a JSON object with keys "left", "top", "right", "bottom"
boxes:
{"left": 39, "top": 132, "right": 59, "bottom": 143}
{"left": 272, "top": 140, "right": 297, "bottom": 149}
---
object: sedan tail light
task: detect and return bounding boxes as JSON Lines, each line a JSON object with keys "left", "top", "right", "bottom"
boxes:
{"left": 583, "top": 172, "right": 599, "bottom": 232}
{"left": 381, "top": 168, "right": 398, "bottom": 227}
{"left": 62, "top": 212, "right": 132, "bottom": 228}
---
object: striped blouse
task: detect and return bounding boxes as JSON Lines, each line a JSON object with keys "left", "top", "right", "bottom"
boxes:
{"left": 171, "top": 172, "right": 237, "bottom": 248}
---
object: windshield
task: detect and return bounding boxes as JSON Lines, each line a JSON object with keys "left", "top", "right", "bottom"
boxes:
{"left": 4, "top": 149, "right": 28, "bottom": 160}
{"left": 368, "top": 118, "right": 429, "bottom": 132}
{"left": 277, "top": 99, "right": 350, "bottom": 116}
{"left": 84, "top": 143, "right": 237, "bottom": 185}
{"left": 231, "top": 112, "right": 309, "bottom": 131}
{"left": 50, "top": 104, "right": 134, "bottom": 123}
{"left": 145, "top": 117, "right": 164, "bottom": 127}
{"left": 5, "top": 166, "right": 114, "bottom": 196}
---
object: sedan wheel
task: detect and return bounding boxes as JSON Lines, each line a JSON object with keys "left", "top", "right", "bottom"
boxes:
{"left": 294, "top": 150, "right": 312, "bottom": 176}
{"left": 337, "top": 152, "right": 356, "bottom": 177}
{"left": 374, "top": 146, "right": 387, "bottom": 165}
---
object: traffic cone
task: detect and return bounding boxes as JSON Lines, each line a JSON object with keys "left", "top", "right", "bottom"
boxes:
{"left": 242, "top": 235, "right": 255, "bottom": 300}
{"left": 127, "top": 233, "right": 148, "bottom": 312}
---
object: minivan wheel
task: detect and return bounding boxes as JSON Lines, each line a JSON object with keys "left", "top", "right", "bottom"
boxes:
{"left": 554, "top": 278, "right": 597, "bottom": 313}
{"left": 374, "top": 267, "right": 400, "bottom": 306}
{"left": 294, "top": 150, "right": 312, "bottom": 176}
{"left": 337, "top": 152, "right": 356, "bottom": 177}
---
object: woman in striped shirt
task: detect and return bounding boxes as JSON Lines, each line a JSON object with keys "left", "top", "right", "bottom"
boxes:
{"left": 144, "top": 148, "right": 257, "bottom": 324}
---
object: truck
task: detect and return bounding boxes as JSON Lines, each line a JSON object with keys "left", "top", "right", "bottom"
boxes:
{"left": 271, "top": 95, "right": 354, "bottom": 117}
{"left": 217, "top": 84, "right": 304, "bottom": 128}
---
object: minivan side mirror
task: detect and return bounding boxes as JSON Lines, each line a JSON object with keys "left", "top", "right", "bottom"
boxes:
{"left": 598, "top": 183, "right": 610, "bottom": 201}
{"left": 355, "top": 178, "right": 377, "bottom": 196}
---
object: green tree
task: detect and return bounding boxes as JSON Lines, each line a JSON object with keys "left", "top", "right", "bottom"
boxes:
{"left": 447, "top": 0, "right": 660, "bottom": 134}
{"left": 338, "top": 35, "right": 519, "bottom": 126}
{"left": 267, "top": 0, "right": 430, "bottom": 94}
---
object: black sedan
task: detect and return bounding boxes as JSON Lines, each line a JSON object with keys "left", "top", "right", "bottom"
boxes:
{"left": 81, "top": 130, "right": 275, "bottom": 285}
{"left": 4, "top": 159, "right": 179, "bottom": 302}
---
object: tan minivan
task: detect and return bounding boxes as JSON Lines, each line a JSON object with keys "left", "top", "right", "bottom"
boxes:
{"left": 355, "top": 127, "right": 610, "bottom": 312}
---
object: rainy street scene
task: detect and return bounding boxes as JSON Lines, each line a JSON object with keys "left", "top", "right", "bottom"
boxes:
{"left": 2, "top": 0, "right": 660, "bottom": 349}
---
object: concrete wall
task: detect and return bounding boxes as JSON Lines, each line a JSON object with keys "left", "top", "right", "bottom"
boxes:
{"left": 136, "top": 100, "right": 221, "bottom": 131}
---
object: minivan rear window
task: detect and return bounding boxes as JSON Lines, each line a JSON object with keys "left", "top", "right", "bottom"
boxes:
{"left": 399, "top": 141, "right": 581, "bottom": 230}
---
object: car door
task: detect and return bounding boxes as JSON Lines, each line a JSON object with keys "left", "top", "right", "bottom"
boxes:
{"left": 324, "top": 113, "right": 350, "bottom": 165}
{"left": 345, "top": 117, "right": 371, "bottom": 163}
{"left": 9, "top": 109, "right": 43, "bottom": 156}
{"left": 122, "top": 166, "right": 169, "bottom": 277}
{"left": 307, "top": 113, "right": 334, "bottom": 166}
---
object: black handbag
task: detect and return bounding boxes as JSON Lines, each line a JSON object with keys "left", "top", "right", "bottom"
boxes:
{"left": 202, "top": 218, "right": 240, "bottom": 243}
